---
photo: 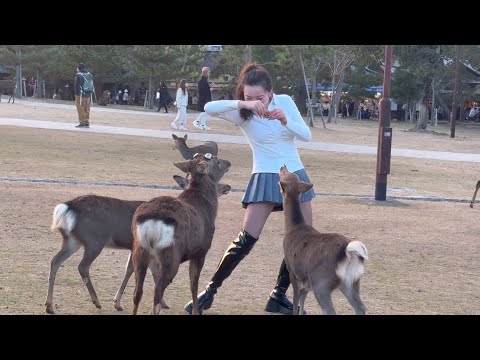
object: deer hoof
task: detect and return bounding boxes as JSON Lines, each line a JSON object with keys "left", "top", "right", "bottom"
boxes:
{"left": 93, "top": 301, "right": 102, "bottom": 309}
{"left": 114, "top": 302, "right": 124, "bottom": 311}
{"left": 45, "top": 304, "right": 54, "bottom": 314}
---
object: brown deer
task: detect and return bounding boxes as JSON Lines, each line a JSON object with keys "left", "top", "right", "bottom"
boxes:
{"left": 131, "top": 153, "right": 230, "bottom": 315}
{"left": 470, "top": 180, "right": 480, "bottom": 208}
{"left": 46, "top": 168, "right": 231, "bottom": 314}
{"left": 172, "top": 133, "right": 218, "bottom": 160}
{"left": 279, "top": 166, "right": 368, "bottom": 315}
{"left": 0, "top": 80, "right": 16, "bottom": 103}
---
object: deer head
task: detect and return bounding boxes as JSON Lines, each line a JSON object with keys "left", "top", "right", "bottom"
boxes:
{"left": 278, "top": 166, "right": 313, "bottom": 197}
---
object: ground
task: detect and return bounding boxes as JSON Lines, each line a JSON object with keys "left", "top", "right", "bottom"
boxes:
{"left": 0, "top": 100, "right": 478, "bottom": 315}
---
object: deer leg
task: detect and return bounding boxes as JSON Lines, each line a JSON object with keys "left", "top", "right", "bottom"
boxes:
{"left": 290, "top": 276, "right": 300, "bottom": 315}
{"left": 298, "top": 288, "right": 309, "bottom": 316}
{"left": 470, "top": 181, "right": 480, "bottom": 208}
{"left": 132, "top": 247, "right": 149, "bottom": 315}
{"left": 153, "top": 255, "right": 180, "bottom": 315}
{"left": 339, "top": 281, "right": 366, "bottom": 315}
{"left": 312, "top": 281, "right": 336, "bottom": 315}
{"left": 189, "top": 255, "right": 206, "bottom": 315}
{"left": 148, "top": 259, "right": 169, "bottom": 309}
{"left": 77, "top": 244, "right": 103, "bottom": 309}
{"left": 113, "top": 252, "right": 133, "bottom": 311}
{"left": 45, "top": 234, "right": 81, "bottom": 314}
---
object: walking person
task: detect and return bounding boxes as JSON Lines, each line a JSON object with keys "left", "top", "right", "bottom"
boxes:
{"left": 193, "top": 67, "right": 212, "bottom": 130}
{"left": 157, "top": 81, "right": 169, "bottom": 113}
{"left": 74, "top": 63, "right": 94, "bottom": 128}
{"left": 171, "top": 79, "right": 189, "bottom": 131}
{"left": 184, "top": 63, "right": 315, "bottom": 315}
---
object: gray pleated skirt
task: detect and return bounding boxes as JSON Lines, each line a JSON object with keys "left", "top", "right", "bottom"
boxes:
{"left": 242, "top": 168, "right": 316, "bottom": 212}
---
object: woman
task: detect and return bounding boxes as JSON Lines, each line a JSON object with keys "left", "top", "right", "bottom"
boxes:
{"left": 185, "top": 63, "right": 315, "bottom": 315}
{"left": 171, "top": 79, "right": 189, "bottom": 131}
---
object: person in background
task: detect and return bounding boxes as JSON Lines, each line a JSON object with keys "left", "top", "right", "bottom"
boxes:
{"left": 171, "top": 79, "right": 189, "bottom": 131}
{"left": 157, "top": 81, "right": 169, "bottom": 113}
{"left": 193, "top": 67, "right": 212, "bottom": 130}
{"left": 74, "top": 63, "right": 94, "bottom": 128}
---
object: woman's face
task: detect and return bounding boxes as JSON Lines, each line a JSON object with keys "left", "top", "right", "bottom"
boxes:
{"left": 244, "top": 85, "right": 272, "bottom": 107}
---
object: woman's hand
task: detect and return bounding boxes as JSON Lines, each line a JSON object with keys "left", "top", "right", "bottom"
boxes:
{"left": 238, "top": 100, "right": 268, "bottom": 118}
{"left": 267, "top": 108, "right": 287, "bottom": 126}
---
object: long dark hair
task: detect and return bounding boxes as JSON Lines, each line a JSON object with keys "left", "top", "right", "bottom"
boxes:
{"left": 179, "top": 79, "right": 187, "bottom": 95}
{"left": 236, "top": 63, "right": 273, "bottom": 120}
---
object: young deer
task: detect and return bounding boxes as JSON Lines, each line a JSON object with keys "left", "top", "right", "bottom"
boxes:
{"left": 131, "top": 153, "right": 230, "bottom": 315}
{"left": 172, "top": 133, "right": 218, "bottom": 160}
{"left": 46, "top": 168, "right": 231, "bottom": 314}
{"left": 470, "top": 180, "right": 480, "bottom": 208}
{"left": 279, "top": 166, "right": 368, "bottom": 315}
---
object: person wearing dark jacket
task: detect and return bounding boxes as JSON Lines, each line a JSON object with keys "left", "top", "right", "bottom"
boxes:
{"left": 74, "top": 63, "right": 94, "bottom": 128}
{"left": 157, "top": 81, "right": 170, "bottom": 113}
{"left": 193, "top": 67, "right": 212, "bottom": 130}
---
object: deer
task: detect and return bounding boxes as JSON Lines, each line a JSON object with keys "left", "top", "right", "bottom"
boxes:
{"left": 0, "top": 79, "right": 16, "bottom": 103}
{"left": 470, "top": 180, "right": 480, "bottom": 208}
{"left": 131, "top": 153, "right": 231, "bottom": 315}
{"left": 279, "top": 166, "right": 368, "bottom": 315}
{"left": 46, "top": 168, "right": 231, "bottom": 314}
{"left": 172, "top": 133, "right": 218, "bottom": 160}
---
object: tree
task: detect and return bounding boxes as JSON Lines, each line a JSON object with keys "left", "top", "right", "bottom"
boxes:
{"left": 326, "top": 46, "right": 355, "bottom": 123}
{"left": 395, "top": 45, "right": 452, "bottom": 129}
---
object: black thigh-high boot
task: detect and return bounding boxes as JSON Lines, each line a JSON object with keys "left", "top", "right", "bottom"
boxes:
{"left": 264, "top": 259, "right": 297, "bottom": 315}
{"left": 184, "top": 229, "right": 258, "bottom": 314}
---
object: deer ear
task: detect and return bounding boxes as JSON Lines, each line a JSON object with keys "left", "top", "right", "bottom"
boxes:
{"left": 174, "top": 160, "right": 192, "bottom": 173}
{"left": 299, "top": 181, "right": 313, "bottom": 194}
{"left": 184, "top": 134, "right": 187, "bottom": 140}
{"left": 173, "top": 175, "right": 188, "bottom": 189}
{"left": 172, "top": 134, "right": 178, "bottom": 140}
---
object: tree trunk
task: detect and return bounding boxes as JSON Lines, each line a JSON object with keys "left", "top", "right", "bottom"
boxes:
{"left": 15, "top": 49, "right": 22, "bottom": 99}
{"left": 148, "top": 73, "right": 154, "bottom": 110}
{"left": 436, "top": 93, "right": 450, "bottom": 122}
{"left": 353, "top": 99, "right": 360, "bottom": 120}
{"left": 34, "top": 69, "right": 44, "bottom": 98}
{"left": 327, "top": 73, "right": 345, "bottom": 123}
{"left": 416, "top": 77, "right": 431, "bottom": 130}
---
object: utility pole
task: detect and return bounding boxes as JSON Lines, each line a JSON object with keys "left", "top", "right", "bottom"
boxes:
{"left": 375, "top": 45, "right": 393, "bottom": 201}
{"left": 450, "top": 45, "right": 461, "bottom": 139}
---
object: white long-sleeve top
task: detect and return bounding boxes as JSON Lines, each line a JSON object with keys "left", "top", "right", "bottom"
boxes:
{"left": 205, "top": 94, "right": 311, "bottom": 174}
{"left": 175, "top": 88, "right": 188, "bottom": 107}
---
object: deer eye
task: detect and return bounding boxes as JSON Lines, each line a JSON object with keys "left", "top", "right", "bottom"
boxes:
{"left": 193, "top": 153, "right": 201, "bottom": 159}
{"left": 204, "top": 153, "right": 212, "bottom": 160}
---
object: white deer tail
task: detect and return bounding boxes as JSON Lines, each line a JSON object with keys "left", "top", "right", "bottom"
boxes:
{"left": 346, "top": 241, "right": 368, "bottom": 261}
{"left": 336, "top": 241, "right": 368, "bottom": 287}
{"left": 51, "top": 203, "right": 77, "bottom": 232}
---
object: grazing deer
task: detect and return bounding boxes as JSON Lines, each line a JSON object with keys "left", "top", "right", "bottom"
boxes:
{"left": 46, "top": 167, "right": 231, "bottom": 314}
{"left": 131, "top": 153, "right": 230, "bottom": 315}
{"left": 279, "top": 166, "right": 368, "bottom": 315}
{"left": 172, "top": 133, "right": 218, "bottom": 160}
{"left": 0, "top": 80, "right": 16, "bottom": 103}
{"left": 470, "top": 180, "right": 480, "bottom": 208}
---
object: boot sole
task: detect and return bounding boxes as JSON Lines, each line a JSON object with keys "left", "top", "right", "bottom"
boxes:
{"left": 184, "top": 300, "right": 213, "bottom": 315}
{"left": 265, "top": 299, "right": 306, "bottom": 315}
{"left": 264, "top": 299, "right": 293, "bottom": 315}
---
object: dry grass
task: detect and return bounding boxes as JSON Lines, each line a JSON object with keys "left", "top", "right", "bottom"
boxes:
{"left": 0, "top": 100, "right": 479, "bottom": 315}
